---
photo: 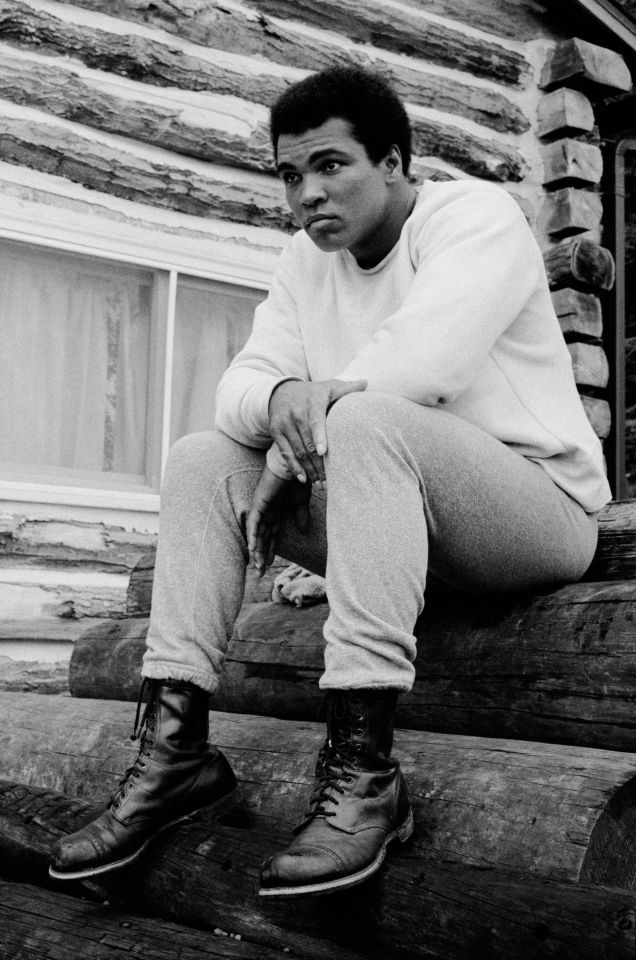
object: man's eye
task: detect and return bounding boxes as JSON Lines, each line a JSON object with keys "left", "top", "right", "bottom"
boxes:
{"left": 282, "top": 172, "right": 299, "bottom": 185}
{"left": 322, "top": 161, "right": 341, "bottom": 173}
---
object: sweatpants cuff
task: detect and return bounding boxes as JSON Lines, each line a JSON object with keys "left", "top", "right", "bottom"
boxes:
{"left": 141, "top": 662, "right": 220, "bottom": 696}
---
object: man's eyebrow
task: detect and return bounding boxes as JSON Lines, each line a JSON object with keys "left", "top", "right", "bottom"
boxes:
{"left": 276, "top": 147, "right": 350, "bottom": 173}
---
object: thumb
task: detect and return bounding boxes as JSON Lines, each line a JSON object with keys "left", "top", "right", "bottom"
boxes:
{"left": 328, "top": 378, "right": 368, "bottom": 402}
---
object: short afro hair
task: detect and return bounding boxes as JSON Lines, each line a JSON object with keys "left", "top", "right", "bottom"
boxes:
{"left": 270, "top": 65, "right": 412, "bottom": 176}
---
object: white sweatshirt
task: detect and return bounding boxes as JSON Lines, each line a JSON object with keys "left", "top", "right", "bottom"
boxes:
{"left": 215, "top": 179, "right": 612, "bottom": 513}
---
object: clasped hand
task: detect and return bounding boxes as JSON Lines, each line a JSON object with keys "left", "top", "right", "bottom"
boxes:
{"left": 268, "top": 378, "right": 367, "bottom": 484}
{"left": 246, "top": 378, "right": 367, "bottom": 576}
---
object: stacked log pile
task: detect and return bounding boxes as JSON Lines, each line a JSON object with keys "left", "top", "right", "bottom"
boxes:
{"left": 1, "top": 500, "right": 636, "bottom": 957}
{"left": 539, "top": 38, "right": 632, "bottom": 440}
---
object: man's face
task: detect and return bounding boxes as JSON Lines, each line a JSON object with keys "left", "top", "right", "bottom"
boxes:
{"left": 276, "top": 117, "right": 397, "bottom": 266}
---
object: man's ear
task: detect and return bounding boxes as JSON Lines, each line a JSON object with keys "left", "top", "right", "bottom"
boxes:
{"left": 383, "top": 145, "right": 403, "bottom": 180}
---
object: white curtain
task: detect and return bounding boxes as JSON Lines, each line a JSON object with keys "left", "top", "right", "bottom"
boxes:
{"left": 0, "top": 242, "right": 151, "bottom": 477}
{"left": 170, "top": 282, "right": 264, "bottom": 444}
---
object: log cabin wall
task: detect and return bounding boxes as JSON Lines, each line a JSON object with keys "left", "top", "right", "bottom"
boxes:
{"left": 0, "top": 0, "right": 631, "bottom": 666}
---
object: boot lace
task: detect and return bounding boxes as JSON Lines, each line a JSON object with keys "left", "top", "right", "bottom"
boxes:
{"left": 301, "top": 697, "right": 366, "bottom": 824}
{"left": 109, "top": 678, "right": 156, "bottom": 809}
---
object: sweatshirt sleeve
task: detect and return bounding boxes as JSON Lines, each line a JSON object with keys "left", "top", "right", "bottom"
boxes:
{"left": 338, "top": 187, "right": 543, "bottom": 404}
{"left": 214, "top": 241, "right": 309, "bottom": 449}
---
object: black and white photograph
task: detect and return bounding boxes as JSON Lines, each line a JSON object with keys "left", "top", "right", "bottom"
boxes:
{"left": 0, "top": 1, "right": 635, "bottom": 957}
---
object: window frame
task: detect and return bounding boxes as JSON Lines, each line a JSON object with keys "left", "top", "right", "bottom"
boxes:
{"left": 0, "top": 206, "right": 277, "bottom": 513}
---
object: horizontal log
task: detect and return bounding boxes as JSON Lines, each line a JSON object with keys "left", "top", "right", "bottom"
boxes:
{"left": 568, "top": 341, "right": 610, "bottom": 388}
{"left": 249, "top": 0, "right": 552, "bottom": 43}
{"left": 72, "top": 579, "right": 636, "bottom": 752}
{"left": 2, "top": 700, "right": 636, "bottom": 957}
{"left": 544, "top": 236, "right": 615, "bottom": 291}
{"left": 0, "top": 106, "right": 294, "bottom": 231}
{"left": 540, "top": 38, "right": 632, "bottom": 94}
{"left": 0, "top": 879, "right": 335, "bottom": 960}
{"left": 409, "top": 111, "right": 525, "bottom": 182}
{"left": 542, "top": 187, "right": 603, "bottom": 239}
{"left": 0, "top": 1, "right": 290, "bottom": 107}
{"left": 542, "top": 139, "right": 603, "bottom": 187}
{"left": 0, "top": 46, "right": 274, "bottom": 174}
{"left": 0, "top": 573, "right": 126, "bottom": 622}
{"left": 124, "top": 501, "right": 636, "bottom": 619}
{"left": 0, "top": 616, "right": 109, "bottom": 643}
{"left": 537, "top": 88, "right": 596, "bottom": 139}
{"left": 58, "top": 0, "right": 531, "bottom": 87}
{"left": 586, "top": 500, "right": 636, "bottom": 580}
{"left": 0, "top": 655, "right": 68, "bottom": 694}
{"left": 1, "top": 2, "right": 529, "bottom": 135}
{"left": 5, "top": 696, "right": 636, "bottom": 884}
{"left": 0, "top": 46, "right": 525, "bottom": 182}
{"left": 552, "top": 287, "right": 603, "bottom": 339}
{"left": 2, "top": 823, "right": 634, "bottom": 960}
{"left": 0, "top": 513, "right": 155, "bottom": 571}
{"left": 581, "top": 395, "right": 611, "bottom": 439}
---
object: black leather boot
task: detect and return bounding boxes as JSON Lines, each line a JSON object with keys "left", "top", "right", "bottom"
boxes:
{"left": 259, "top": 689, "right": 413, "bottom": 897}
{"left": 49, "top": 679, "right": 237, "bottom": 880}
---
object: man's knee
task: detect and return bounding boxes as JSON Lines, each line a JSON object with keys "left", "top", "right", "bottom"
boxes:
{"left": 326, "top": 391, "right": 388, "bottom": 439}
{"left": 163, "top": 431, "right": 260, "bottom": 492}
{"left": 326, "top": 391, "right": 437, "bottom": 446}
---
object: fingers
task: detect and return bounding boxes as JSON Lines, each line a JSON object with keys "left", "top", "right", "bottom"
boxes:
{"left": 247, "top": 505, "right": 273, "bottom": 577}
{"left": 269, "top": 380, "right": 366, "bottom": 480}
{"left": 273, "top": 422, "right": 324, "bottom": 484}
{"left": 328, "top": 378, "right": 368, "bottom": 404}
{"left": 272, "top": 430, "right": 309, "bottom": 484}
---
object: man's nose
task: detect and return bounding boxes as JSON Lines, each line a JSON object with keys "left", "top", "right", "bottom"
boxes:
{"left": 299, "top": 175, "right": 327, "bottom": 206}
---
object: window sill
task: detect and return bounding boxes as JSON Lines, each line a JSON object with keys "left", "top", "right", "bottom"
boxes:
{"left": 0, "top": 480, "right": 160, "bottom": 513}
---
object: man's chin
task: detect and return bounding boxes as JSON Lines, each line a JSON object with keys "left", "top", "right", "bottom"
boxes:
{"left": 304, "top": 230, "right": 349, "bottom": 253}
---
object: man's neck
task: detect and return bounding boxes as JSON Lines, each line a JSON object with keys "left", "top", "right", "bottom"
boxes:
{"left": 352, "top": 182, "right": 418, "bottom": 270}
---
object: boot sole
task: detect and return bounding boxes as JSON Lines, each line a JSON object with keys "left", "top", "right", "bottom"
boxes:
{"left": 48, "top": 787, "right": 239, "bottom": 881}
{"left": 258, "top": 806, "right": 414, "bottom": 898}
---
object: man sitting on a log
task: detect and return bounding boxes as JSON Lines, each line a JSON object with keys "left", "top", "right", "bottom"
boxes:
{"left": 50, "top": 66, "right": 612, "bottom": 897}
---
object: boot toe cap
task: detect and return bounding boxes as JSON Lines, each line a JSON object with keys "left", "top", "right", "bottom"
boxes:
{"left": 260, "top": 844, "right": 344, "bottom": 891}
{"left": 50, "top": 832, "right": 102, "bottom": 874}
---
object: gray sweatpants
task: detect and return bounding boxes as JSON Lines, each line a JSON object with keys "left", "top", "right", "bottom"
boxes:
{"left": 143, "top": 392, "right": 599, "bottom": 693}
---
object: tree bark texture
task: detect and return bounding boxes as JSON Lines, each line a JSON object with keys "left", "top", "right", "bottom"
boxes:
{"left": 4, "top": 695, "right": 636, "bottom": 885}
{"left": 540, "top": 38, "right": 632, "bottom": 94}
{"left": 537, "top": 88, "right": 596, "bottom": 139}
{"left": 247, "top": 0, "right": 555, "bottom": 43}
{"left": 581, "top": 396, "right": 611, "bottom": 439}
{"left": 0, "top": 878, "right": 339, "bottom": 960}
{"left": 542, "top": 187, "right": 603, "bottom": 240}
{"left": 1, "top": 703, "right": 636, "bottom": 959}
{"left": 0, "top": 836, "right": 633, "bottom": 960}
{"left": 70, "top": 579, "right": 636, "bottom": 752}
{"left": 0, "top": 112, "right": 294, "bottom": 230}
{"left": 0, "top": 514, "right": 155, "bottom": 572}
{"left": 552, "top": 288, "right": 603, "bottom": 339}
{"left": 0, "top": 55, "right": 526, "bottom": 185}
{"left": 542, "top": 139, "right": 603, "bottom": 188}
{"left": 0, "top": 2, "right": 529, "bottom": 134}
{"left": 568, "top": 342, "right": 610, "bottom": 389}
{"left": 544, "top": 237, "right": 615, "bottom": 291}
{"left": 54, "top": 0, "right": 531, "bottom": 87}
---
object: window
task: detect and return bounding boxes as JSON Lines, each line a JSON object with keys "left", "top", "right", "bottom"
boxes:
{"left": 171, "top": 277, "right": 259, "bottom": 445}
{"left": 0, "top": 237, "right": 266, "bottom": 499}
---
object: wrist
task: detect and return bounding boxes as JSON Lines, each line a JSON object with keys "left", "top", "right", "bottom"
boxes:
{"left": 267, "top": 377, "right": 303, "bottom": 418}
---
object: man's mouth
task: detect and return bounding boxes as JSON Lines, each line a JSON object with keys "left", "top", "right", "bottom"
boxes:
{"left": 305, "top": 215, "right": 336, "bottom": 228}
